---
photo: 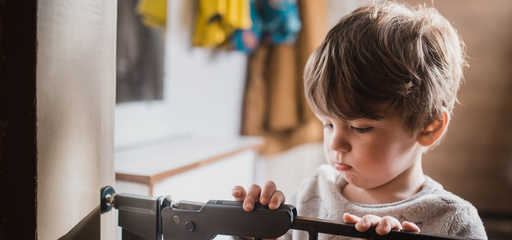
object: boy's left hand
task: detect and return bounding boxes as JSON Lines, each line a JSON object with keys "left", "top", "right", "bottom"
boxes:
{"left": 343, "top": 213, "right": 420, "bottom": 235}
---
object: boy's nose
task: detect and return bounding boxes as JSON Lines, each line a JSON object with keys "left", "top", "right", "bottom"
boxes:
{"left": 329, "top": 129, "right": 351, "bottom": 152}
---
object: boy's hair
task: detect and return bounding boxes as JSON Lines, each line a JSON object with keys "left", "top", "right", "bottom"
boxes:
{"left": 304, "top": 1, "right": 467, "bottom": 132}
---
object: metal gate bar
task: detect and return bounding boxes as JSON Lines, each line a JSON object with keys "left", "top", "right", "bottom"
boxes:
{"left": 100, "top": 186, "right": 479, "bottom": 240}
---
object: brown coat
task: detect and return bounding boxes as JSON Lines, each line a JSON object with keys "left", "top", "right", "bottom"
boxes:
{"left": 241, "top": 0, "right": 327, "bottom": 155}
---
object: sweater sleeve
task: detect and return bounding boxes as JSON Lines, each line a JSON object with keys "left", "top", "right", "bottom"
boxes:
{"left": 444, "top": 202, "right": 487, "bottom": 239}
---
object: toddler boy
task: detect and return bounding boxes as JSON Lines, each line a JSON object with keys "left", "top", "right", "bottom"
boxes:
{"left": 233, "top": 1, "right": 487, "bottom": 239}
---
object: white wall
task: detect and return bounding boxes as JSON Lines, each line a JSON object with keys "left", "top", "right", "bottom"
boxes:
{"left": 256, "top": 143, "right": 325, "bottom": 197}
{"left": 165, "top": 0, "right": 248, "bottom": 137}
{"left": 326, "top": 0, "right": 372, "bottom": 27}
{"left": 36, "top": 0, "right": 117, "bottom": 239}
{"left": 115, "top": 0, "right": 249, "bottom": 148}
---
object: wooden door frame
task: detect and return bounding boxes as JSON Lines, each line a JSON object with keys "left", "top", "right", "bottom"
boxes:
{"left": 0, "top": 0, "right": 38, "bottom": 239}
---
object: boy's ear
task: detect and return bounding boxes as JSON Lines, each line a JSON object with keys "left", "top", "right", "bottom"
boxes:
{"left": 417, "top": 112, "right": 449, "bottom": 147}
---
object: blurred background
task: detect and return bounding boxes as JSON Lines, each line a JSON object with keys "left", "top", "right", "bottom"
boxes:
{"left": 113, "top": 0, "right": 512, "bottom": 238}
{"left": 410, "top": 0, "right": 512, "bottom": 212}
{"left": 7, "top": 0, "right": 510, "bottom": 239}
{"left": 402, "top": 1, "right": 512, "bottom": 239}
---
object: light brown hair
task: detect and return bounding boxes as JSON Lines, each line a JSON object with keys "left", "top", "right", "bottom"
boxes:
{"left": 304, "top": 1, "right": 467, "bottom": 132}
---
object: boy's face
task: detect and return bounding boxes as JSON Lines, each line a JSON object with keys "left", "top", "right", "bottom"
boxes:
{"left": 318, "top": 112, "right": 424, "bottom": 190}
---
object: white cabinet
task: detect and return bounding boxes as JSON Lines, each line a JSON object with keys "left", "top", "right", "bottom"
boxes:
{"left": 115, "top": 136, "right": 263, "bottom": 200}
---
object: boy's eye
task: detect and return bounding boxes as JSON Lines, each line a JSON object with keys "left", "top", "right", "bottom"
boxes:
{"left": 351, "top": 126, "right": 372, "bottom": 133}
{"left": 322, "top": 124, "right": 333, "bottom": 130}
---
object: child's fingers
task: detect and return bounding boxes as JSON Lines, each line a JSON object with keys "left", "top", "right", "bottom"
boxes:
{"left": 343, "top": 213, "right": 361, "bottom": 224}
{"left": 260, "top": 181, "right": 277, "bottom": 205}
{"left": 402, "top": 221, "right": 420, "bottom": 232}
{"left": 346, "top": 214, "right": 419, "bottom": 235}
{"left": 268, "top": 190, "right": 285, "bottom": 210}
{"left": 243, "top": 184, "right": 262, "bottom": 212}
{"left": 375, "top": 216, "right": 402, "bottom": 235}
{"left": 231, "top": 185, "right": 246, "bottom": 201}
{"left": 355, "top": 214, "right": 381, "bottom": 232}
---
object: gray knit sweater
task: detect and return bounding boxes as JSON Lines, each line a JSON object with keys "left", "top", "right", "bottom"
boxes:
{"left": 284, "top": 165, "right": 487, "bottom": 239}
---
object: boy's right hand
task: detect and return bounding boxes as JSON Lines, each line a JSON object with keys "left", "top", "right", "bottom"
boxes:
{"left": 232, "top": 181, "right": 286, "bottom": 212}
{"left": 232, "top": 182, "right": 286, "bottom": 240}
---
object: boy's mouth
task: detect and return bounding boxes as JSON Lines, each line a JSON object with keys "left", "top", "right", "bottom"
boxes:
{"left": 333, "top": 162, "right": 352, "bottom": 171}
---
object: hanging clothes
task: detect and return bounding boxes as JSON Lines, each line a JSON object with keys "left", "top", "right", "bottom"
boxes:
{"left": 258, "top": 0, "right": 301, "bottom": 44}
{"left": 241, "top": 0, "right": 327, "bottom": 155}
{"left": 193, "top": 0, "right": 252, "bottom": 47}
{"left": 231, "top": 0, "right": 302, "bottom": 53}
{"left": 231, "top": 0, "right": 262, "bottom": 52}
{"left": 136, "top": 0, "right": 167, "bottom": 28}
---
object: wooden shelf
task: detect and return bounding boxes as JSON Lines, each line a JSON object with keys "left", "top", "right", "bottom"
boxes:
{"left": 115, "top": 136, "right": 264, "bottom": 195}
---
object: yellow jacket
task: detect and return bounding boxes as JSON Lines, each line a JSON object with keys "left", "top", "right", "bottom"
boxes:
{"left": 193, "top": 0, "right": 252, "bottom": 47}
{"left": 137, "top": 0, "right": 167, "bottom": 28}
